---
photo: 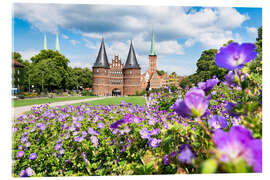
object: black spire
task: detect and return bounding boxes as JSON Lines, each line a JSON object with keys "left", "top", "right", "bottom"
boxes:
{"left": 93, "top": 38, "right": 110, "bottom": 68}
{"left": 124, "top": 41, "right": 140, "bottom": 69}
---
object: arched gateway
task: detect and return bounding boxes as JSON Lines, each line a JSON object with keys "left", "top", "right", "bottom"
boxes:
{"left": 112, "top": 88, "right": 121, "bottom": 96}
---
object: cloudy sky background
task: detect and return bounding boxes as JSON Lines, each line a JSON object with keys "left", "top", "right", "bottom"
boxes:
{"left": 12, "top": 3, "right": 262, "bottom": 75}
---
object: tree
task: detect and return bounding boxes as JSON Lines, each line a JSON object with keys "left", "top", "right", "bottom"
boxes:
{"left": 12, "top": 52, "right": 31, "bottom": 92}
{"left": 12, "top": 52, "right": 23, "bottom": 63}
{"left": 157, "top": 70, "right": 165, "bottom": 76}
{"left": 179, "top": 47, "right": 228, "bottom": 88}
{"left": 248, "top": 26, "right": 262, "bottom": 74}
{"left": 66, "top": 67, "right": 92, "bottom": 90}
{"left": 28, "top": 50, "right": 70, "bottom": 92}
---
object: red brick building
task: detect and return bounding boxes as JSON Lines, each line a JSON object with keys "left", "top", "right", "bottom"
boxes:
{"left": 92, "top": 38, "right": 141, "bottom": 96}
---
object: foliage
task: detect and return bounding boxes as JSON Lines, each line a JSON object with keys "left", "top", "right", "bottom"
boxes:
{"left": 66, "top": 67, "right": 92, "bottom": 90}
{"left": 180, "top": 48, "right": 227, "bottom": 88}
{"left": 156, "top": 70, "right": 165, "bottom": 76}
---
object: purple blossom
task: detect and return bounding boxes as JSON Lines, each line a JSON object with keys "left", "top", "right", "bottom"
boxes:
{"left": 215, "top": 42, "right": 257, "bottom": 70}
{"left": 198, "top": 78, "right": 220, "bottom": 93}
{"left": 177, "top": 144, "right": 194, "bottom": 164}
{"left": 148, "top": 138, "right": 161, "bottom": 148}
{"left": 88, "top": 128, "right": 100, "bottom": 136}
{"left": 19, "top": 170, "right": 26, "bottom": 177}
{"left": 81, "top": 131, "right": 87, "bottom": 137}
{"left": 29, "top": 153, "right": 37, "bottom": 160}
{"left": 213, "top": 126, "right": 262, "bottom": 172}
{"left": 25, "top": 167, "right": 34, "bottom": 176}
{"left": 208, "top": 115, "right": 228, "bottom": 129}
{"left": 75, "top": 122, "right": 81, "bottom": 129}
{"left": 17, "top": 151, "right": 24, "bottom": 158}
{"left": 91, "top": 136, "right": 99, "bottom": 148}
{"left": 172, "top": 88, "right": 210, "bottom": 118}
{"left": 140, "top": 128, "right": 150, "bottom": 139}
{"left": 20, "top": 136, "right": 28, "bottom": 143}
{"left": 54, "top": 143, "right": 62, "bottom": 151}
{"left": 74, "top": 136, "right": 83, "bottom": 142}
{"left": 149, "top": 128, "right": 160, "bottom": 136}
{"left": 97, "top": 122, "right": 105, "bottom": 129}
{"left": 163, "top": 155, "right": 169, "bottom": 165}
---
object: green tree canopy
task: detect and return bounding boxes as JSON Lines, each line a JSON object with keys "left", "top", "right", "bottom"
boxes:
{"left": 28, "top": 50, "right": 70, "bottom": 92}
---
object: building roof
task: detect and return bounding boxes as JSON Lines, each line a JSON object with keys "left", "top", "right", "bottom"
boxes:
{"left": 12, "top": 60, "right": 24, "bottom": 68}
{"left": 124, "top": 41, "right": 140, "bottom": 69}
{"left": 149, "top": 31, "right": 156, "bottom": 56}
{"left": 93, "top": 38, "right": 110, "bottom": 68}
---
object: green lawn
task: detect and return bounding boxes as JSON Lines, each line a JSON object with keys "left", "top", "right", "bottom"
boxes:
{"left": 72, "top": 96, "right": 146, "bottom": 106}
{"left": 13, "top": 96, "right": 96, "bottom": 107}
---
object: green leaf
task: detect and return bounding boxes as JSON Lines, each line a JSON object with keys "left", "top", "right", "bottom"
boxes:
{"left": 202, "top": 159, "right": 218, "bottom": 174}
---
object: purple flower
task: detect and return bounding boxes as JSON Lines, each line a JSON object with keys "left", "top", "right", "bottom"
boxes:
{"left": 74, "top": 136, "right": 83, "bottom": 142}
{"left": 75, "top": 122, "right": 81, "bottom": 129}
{"left": 54, "top": 143, "right": 62, "bottom": 151}
{"left": 97, "top": 122, "right": 105, "bottom": 129}
{"left": 19, "top": 170, "right": 26, "bottom": 177}
{"left": 163, "top": 155, "right": 169, "bottom": 165}
{"left": 213, "top": 126, "right": 262, "bottom": 172}
{"left": 110, "top": 119, "right": 125, "bottom": 129}
{"left": 29, "top": 153, "right": 37, "bottom": 160}
{"left": 17, "top": 151, "right": 24, "bottom": 158}
{"left": 215, "top": 42, "right": 257, "bottom": 70}
{"left": 81, "top": 131, "right": 87, "bottom": 137}
{"left": 39, "top": 124, "right": 46, "bottom": 131}
{"left": 177, "top": 144, "right": 194, "bottom": 164}
{"left": 208, "top": 115, "right": 228, "bottom": 129}
{"left": 20, "top": 136, "right": 28, "bottom": 143}
{"left": 140, "top": 128, "right": 150, "bottom": 139}
{"left": 25, "top": 167, "right": 34, "bottom": 176}
{"left": 198, "top": 78, "right": 220, "bottom": 93}
{"left": 172, "top": 88, "right": 210, "bottom": 118}
{"left": 91, "top": 136, "right": 99, "bottom": 148}
{"left": 148, "top": 138, "right": 161, "bottom": 148}
{"left": 149, "top": 128, "right": 160, "bottom": 136}
{"left": 88, "top": 128, "right": 100, "bottom": 136}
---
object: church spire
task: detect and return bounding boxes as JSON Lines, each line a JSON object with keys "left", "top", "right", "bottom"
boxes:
{"left": 149, "top": 30, "right": 156, "bottom": 56}
{"left": 55, "top": 33, "right": 60, "bottom": 51}
{"left": 43, "top": 33, "right": 47, "bottom": 50}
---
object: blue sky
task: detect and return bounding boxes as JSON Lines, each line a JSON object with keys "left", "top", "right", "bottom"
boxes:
{"left": 12, "top": 4, "right": 262, "bottom": 75}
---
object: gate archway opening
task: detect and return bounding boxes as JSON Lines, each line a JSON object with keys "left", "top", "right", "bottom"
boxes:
{"left": 112, "top": 89, "right": 121, "bottom": 96}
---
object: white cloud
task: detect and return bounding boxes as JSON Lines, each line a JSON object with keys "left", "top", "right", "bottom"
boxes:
{"left": 84, "top": 39, "right": 99, "bottom": 50}
{"left": 216, "top": 7, "right": 249, "bottom": 29}
{"left": 62, "top": 33, "right": 69, "bottom": 39}
{"left": 18, "top": 49, "right": 39, "bottom": 60}
{"left": 13, "top": 4, "right": 250, "bottom": 49}
{"left": 70, "top": 39, "right": 80, "bottom": 46}
{"left": 246, "top": 26, "right": 258, "bottom": 38}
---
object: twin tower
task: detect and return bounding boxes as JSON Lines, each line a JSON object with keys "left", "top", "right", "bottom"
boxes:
{"left": 92, "top": 39, "right": 142, "bottom": 96}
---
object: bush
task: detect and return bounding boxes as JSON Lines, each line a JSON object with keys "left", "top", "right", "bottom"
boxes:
{"left": 81, "top": 90, "right": 94, "bottom": 96}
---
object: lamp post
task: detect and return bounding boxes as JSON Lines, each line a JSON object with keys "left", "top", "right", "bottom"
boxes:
{"left": 28, "top": 74, "right": 30, "bottom": 93}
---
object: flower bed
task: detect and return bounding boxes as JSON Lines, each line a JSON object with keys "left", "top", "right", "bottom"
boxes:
{"left": 12, "top": 42, "right": 262, "bottom": 176}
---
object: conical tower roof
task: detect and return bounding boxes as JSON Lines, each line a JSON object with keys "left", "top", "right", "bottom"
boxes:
{"left": 43, "top": 33, "right": 48, "bottom": 50}
{"left": 93, "top": 38, "right": 110, "bottom": 68}
{"left": 55, "top": 33, "right": 60, "bottom": 51}
{"left": 124, "top": 41, "right": 140, "bottom": 69}
{"left": 149, "top": 31, "right": 156, "bottom": 56}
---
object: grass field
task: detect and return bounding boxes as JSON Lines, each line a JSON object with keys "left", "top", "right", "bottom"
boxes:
{"left": 72, "top": 96, "right": 146, "bottom": 106}
{"left": 13, "top": 96, "right": 96, "bottom": 107}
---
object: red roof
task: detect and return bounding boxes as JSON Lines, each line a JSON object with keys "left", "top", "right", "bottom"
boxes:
{"left": 12, "top": 60, "right": 24, "bottom": 68}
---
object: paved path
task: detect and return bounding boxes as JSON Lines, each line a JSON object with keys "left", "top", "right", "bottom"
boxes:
{"left": 12, "top": 96, "right": 109, "bottom": 119}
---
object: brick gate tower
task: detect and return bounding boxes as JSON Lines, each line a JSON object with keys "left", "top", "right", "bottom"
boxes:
{"left": 123, "top": 41, "right": 141, "bottom": 95}
{"left": 92, "top": 38, "right": 110, "bottom": 96}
